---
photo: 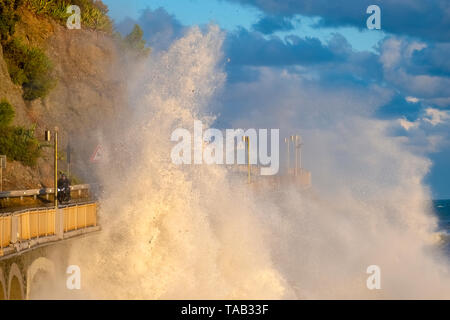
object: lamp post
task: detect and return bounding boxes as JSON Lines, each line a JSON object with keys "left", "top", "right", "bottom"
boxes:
{"left": 67, "top": 139, "right": 71, "bottom": 179}
{"left": 54, "top": 128, "right": 58, "bottom": 207}
{"left": 45, "top": 127, "right": 58, "bottom": 207}
{"left": 285, "top": 137, "right": 290, "bottom": 175}
{"left": 297, "top": 136, "right": 303, "bottom": 174}
{"left": 290, "top": 136, "right": 295, "bottom": 176}
{"left": 290, "top": 135, "right": 302, "bottom": 176}
{"left": 0, "top": 155, "right": 6, "bottom": 192}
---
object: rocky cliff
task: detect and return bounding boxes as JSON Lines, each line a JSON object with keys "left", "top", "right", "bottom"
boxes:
{"left": 0, "top": 3, "right": 129, "bottom": 190}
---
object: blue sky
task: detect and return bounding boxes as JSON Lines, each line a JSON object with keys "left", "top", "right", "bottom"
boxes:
{"left": 105, "top": 0, "right": 385, "bottom": 51}
{"left": 103, "top": 0, "right": 450, "bottom": 199}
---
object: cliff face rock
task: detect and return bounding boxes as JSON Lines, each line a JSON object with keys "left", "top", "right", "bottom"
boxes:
{"left": 0, "top": 7, "right": 128, "bottom": 190}
{"left": 0, "top": 34, "right": 49, "bottom": 190}
{"left": 0, "top": 42, "right": 31, "bottom": 128}
{"left": 43, "top": 26, "right": 126, "bottom": 135}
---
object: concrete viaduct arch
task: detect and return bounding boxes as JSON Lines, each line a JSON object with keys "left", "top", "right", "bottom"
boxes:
{"left": 8, "top": 263, "right": 25, "bottom": 300}
{"left": 0, "top": 241, "right": 74, "bottom": 300}
{"left": 26, "top": 257, "right": 56, "bottom": 299}
{"left": 0, "top": 268, "right": 6, "bottom": 300}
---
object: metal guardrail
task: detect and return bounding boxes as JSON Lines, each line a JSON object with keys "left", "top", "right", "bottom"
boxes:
{"left": 62, "top": 202, "right": 97, "bottom": 232}
{"left": 0, "top": 201, "right": 98, "bottom": 257}
{"left": 0, "top": 215, "right": 11, "bottom": 248}
{"left": 0, "top": 184, "right": 91, "bottom": 199}
{"left": 16, "top": 207, "right": 56, "bottom": 241}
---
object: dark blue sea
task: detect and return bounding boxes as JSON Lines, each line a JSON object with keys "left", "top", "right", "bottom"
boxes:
{"left": 433, "top": 199, "right": 450, "bottom": 256}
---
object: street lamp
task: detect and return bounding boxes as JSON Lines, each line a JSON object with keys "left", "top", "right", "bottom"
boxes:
{"left": 45, "top": 127, "right": 59, "bottom": 207}
{"left": 285, "top": 137, "right": 290, "bottom": 175}
{"left": 290, "top": 135, "right": 302, "bottom": 176}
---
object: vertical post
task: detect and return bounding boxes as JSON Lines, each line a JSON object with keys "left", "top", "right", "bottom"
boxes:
{"left": 75, "top": 206, "right": 79, "bottom": 230}
{"left": 296, "top": 137, "right": 298, "bottom": 176}
{"left": 45, "top": 209, "right": 48, "bottom": 236}
{"left": 295, "top": 135, "right": 303, "bottom": 176}
{"left": 1, "top": 217, "right": 3, "bottom": 254}
{"left": 94, "top": 203, "right": 97, "bottom": 227}
{"left": 291, "top": 136, "right": 297, "bottom": 176}
{"left": 248, "top": 137, "right": 251, "bottom": 184}
{"left": 67, "top": 139, "right": 71, "bottom": 179}
{"left": 27, "top": 212, "right": 30, "bottom": 240}
{"left": 0, "top": 155, "right": 5, "bottom": 192}
{"left": 54, "top": 128, "right": 58, "bottom": 208}
{"left": 245, "top": 136, "right": 251, "bottom": 184}
{"left": 298, "top": 137, "right": 302, "bottom": 172}
{"left": 11, "top": 215, "right": 18, "bottom": 243}
{"left": 285, "top": 137, "right": 290, "bottom": 175}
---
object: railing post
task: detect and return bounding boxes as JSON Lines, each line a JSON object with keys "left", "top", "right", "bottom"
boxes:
{"left": 55, "top": 207, "right": 64, "bottom": 239}
{"left": 75, "top": 206, "right": 78, "bottom": 230}
{"left": 37, "top": 210, "right": 40, "bottom": 240}
{"left": 11, "top": 214, "right": 18, "bottom": 243}
{"left": 27, "top": 212, "right": 30, "bottom": 240}
{"left": 0, "top": 217, "right": 3, "bottom": 255}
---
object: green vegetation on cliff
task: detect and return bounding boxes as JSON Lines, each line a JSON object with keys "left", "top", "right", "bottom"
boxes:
{"left": 1, "top": 0, "right": 55, "bottom": 100}
{"left": 0, "top": 0, "right": 23, "bottom": 41}
{"left": 1, "top": 0, "right": 113, "bottom": 101}
{"left": 1, "top": 0, "right": 112, "bottom": 35}
{"left": 124, "top": 25, "right": 149, "bottom": 53}
{"left": 0, "top": 99, "right": 41, "bottom": 166}
{"left": 27, "top": 0, "right": 112, "bottom": 33}
{"left": 0, "top": 99, "right": 15, "bottom": 126}
{"left": 1, "top": 0, "right": 149, "bottom": 101}
{"left": 3, "top": 37, "right": 55, "bottom": 100}
{"left": 116, "top": 24, "right": 151, "bottom": 58}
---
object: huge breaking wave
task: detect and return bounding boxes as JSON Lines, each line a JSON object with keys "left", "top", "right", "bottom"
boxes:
{"left": 45, "top": 26, "right": 450, "bottom": 299}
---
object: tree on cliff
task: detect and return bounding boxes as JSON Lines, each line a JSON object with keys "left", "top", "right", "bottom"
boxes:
{"left": 0, "top": 0, "right": 23, "bottom": 42}
{"left": 0, "top": 99, "right": 41, "bottom": 166}
{"left": 3, "top": 38, "right": 55, "bottom": 100}
{"left": 123, "top": 24, "right": 151, "bottom": 58}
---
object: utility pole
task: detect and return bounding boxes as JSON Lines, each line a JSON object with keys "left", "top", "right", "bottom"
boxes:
{"left": 295, "top": 136, "right": 298, "bottom": 176}
{"left": 54, "top": 127, "right": 58, "bottom": 208}
{"left": 67, "top": 139, "right": 71, "bottom": 179}
{"left": 285, "top": 138, "right": 290, "bottom": 175}
{"left": 290, "top": 135, "right": 302, "bottom": 176}
{"left": 290, "top": 135, "right": 295, "bottom": 176}
{"left": 45, "top": 129, "right": 59, "bottom": 207}
{"left": 298, "top": 136, "right": 303, "bottom": 173}
{"left": 0, "top": 155, "right": 5, "bottom": 192}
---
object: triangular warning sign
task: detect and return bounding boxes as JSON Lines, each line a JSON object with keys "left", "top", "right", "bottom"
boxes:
{"left": 90, "top": 144, "right": 103, "bottom": 163}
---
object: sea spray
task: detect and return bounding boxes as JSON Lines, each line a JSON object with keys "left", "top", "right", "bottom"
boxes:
{"left": 39, "top": 25, "right": 450, "bottom": 299}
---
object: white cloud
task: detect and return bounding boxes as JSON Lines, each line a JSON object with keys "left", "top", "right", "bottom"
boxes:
{"left": 379, "top": 37, "right": 450, "bottom": 101}
{"left": 380, "top": 38, "right": 402, "bottom": 69}
{"left": 399, "top": 117, "right": 419, "bottom": 130}
{"left": 423, "top": 108, "right": 450, "bottom": 126}
{"left": 405, "top": 96, "right": 419, "bottom": 103}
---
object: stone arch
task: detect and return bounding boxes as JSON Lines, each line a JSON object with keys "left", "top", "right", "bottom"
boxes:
{"left": 0, "top": 268, "right": 6, "bottom": 300}
{"left": 8, "top": 263, "right": 24, "bottom": 300}
{"left": 26, "top": 257, "right": 56, "bottom": 300}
